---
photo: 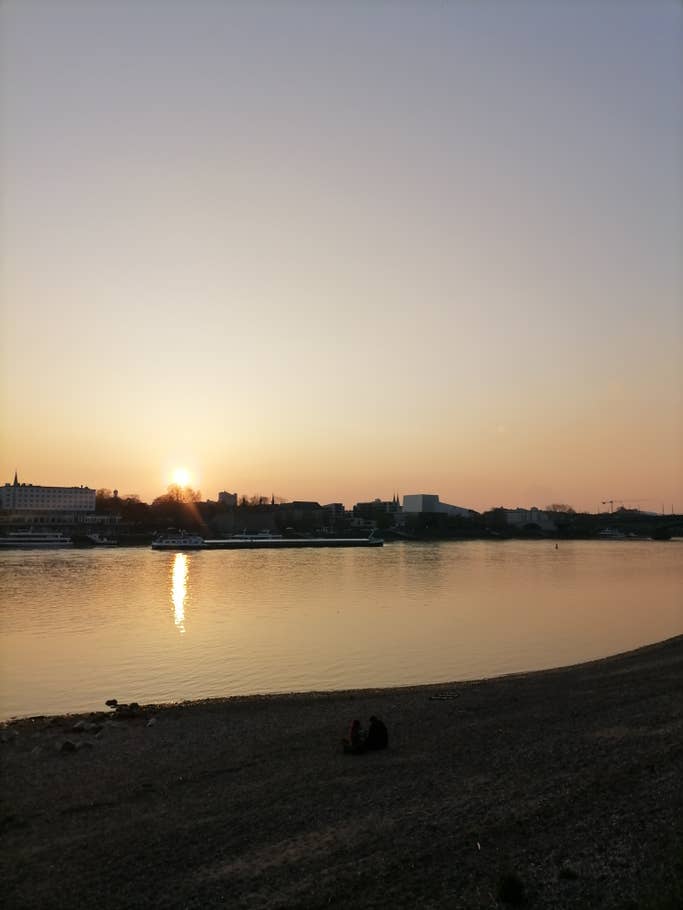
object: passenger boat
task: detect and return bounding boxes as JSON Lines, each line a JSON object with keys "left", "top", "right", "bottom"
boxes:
{"left": 0, "top": 529, "right": 74, "bottom": 548}
{"left": 151, "top": 530, "right": 205, "bottom": 550}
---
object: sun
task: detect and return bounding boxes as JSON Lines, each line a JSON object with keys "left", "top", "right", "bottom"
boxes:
{"left": 172, "top": 467, "right": 191, "bottom": 488}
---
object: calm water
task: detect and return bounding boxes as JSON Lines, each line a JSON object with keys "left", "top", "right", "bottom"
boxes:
{"left": 1, "top": 540, "right": 681, "bottom": 719}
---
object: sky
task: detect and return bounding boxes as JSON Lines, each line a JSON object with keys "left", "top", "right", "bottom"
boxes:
{"left": 1, "top": 0, "right": 682, "bottom": 512}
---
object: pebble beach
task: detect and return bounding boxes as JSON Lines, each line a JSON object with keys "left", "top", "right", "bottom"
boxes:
{"left": 1, "top": 635, "right": 681, "bottom": 909}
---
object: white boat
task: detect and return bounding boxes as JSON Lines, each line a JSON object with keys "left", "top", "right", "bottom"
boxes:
{"left": 597, "top": 528, "right": 627, "bottom": 540}
{"left": 0, "top": 529, "right": 74, "bottom": 548}
{"left": 86, "top": 533, "right": 118, "bottom": 546}
{"left": 151, "top": 530, "right": 205, "bottom": 550}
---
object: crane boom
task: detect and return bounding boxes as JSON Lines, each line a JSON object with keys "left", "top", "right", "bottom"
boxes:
{"left": 601, "top": 498, "right": 655, "bottom": 514}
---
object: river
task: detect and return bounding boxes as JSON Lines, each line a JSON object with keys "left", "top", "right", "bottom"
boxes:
{"left": 1, "top": 540, "right": 681, "bottom": 719}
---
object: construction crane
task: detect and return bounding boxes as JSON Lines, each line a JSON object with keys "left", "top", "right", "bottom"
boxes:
{"left": 601, "top": 499, "right": 655, "bottom": 514}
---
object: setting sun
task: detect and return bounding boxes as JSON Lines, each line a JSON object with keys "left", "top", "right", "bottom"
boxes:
{"left": 171, "top": 467, "right": 191, "bottom": 488}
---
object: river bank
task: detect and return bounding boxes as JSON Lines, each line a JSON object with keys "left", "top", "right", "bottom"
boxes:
{"left": 1, "top": 636, "right": 682, "bottom": 908}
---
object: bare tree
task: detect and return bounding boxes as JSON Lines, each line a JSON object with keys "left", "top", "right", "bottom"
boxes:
{"left": 153, "top": 484, "right": 202, "bottom": 506}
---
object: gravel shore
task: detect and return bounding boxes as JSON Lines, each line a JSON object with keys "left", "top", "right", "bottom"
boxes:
{"left": 1, "top": 636, "right": 682, "bottom": 909}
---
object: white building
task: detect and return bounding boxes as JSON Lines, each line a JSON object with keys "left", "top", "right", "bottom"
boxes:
{"left": 1, "top": 474, "right": 96, "bottom": 512}
{"left": 402, "top": 494, "right": 472, "bottom": 518}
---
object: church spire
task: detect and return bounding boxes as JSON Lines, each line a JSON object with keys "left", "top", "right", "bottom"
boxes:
{"left": 13, "top": 470, "right": 18, "bottom": 486}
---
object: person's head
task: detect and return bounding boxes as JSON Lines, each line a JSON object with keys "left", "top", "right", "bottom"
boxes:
{"left": 369, "top": 715, "right": 378, "bottom": 723}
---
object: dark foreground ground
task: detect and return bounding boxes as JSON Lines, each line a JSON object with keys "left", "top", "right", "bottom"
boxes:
{"left": 1, "top": 636, "right": 682, "bottom": 909}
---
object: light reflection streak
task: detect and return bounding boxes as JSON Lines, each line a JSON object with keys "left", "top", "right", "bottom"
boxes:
{"left": 171, "top": 553, "right": 188, "bottom": 634}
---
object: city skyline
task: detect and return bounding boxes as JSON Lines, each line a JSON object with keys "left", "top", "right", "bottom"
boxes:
{"left": 1, "top": 470, "right": 676, "bottom": 517}
{"left": 2, "top": 1, "right": 682, "bottom": 514}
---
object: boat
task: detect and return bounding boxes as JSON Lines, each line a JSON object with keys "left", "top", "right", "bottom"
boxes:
{"left": 151, "top": 530, "right": 206, "bottom": 550}
{"left": 0, "top": 529, "right": 74, "bottom": 548}
{"left": 597, "top": 528, "right": 627, "bottom": 540}
{"left": 204, "top": 531, "right": 383, "bottom": 550}
{"left": 86, "top": 533, "right": 118, "bottom": 546}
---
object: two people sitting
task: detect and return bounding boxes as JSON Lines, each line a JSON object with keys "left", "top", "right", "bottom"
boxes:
{"left": 343, "top": 715, "right": 388, "bottom": 754}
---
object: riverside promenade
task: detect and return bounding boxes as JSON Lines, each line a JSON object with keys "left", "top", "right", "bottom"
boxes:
{"left": 1, "top": 636, "right": 681, "bottom": 909}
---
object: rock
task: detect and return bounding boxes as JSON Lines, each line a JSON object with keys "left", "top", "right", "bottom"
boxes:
{"left": 58, "top": 740, "right": 77, "bottom": 753}
{"left": 30, "top": 746, "right": 42, "bottom": 756}
{"left": 114, "top": 702, "right": 144, "bottom": 719}
{"left": 146, "top": 717, "right": 157, "bottom": 727}
{"left": 105, "top": 699, "right": 118, "bottom": 707}
{"left": 84, "top": 723, "right": 103, "bottom": 734}
{"left": 76, "top": 741, "right": 94, "bottom": 751}
{"left": 71, "top": 721, "right": 86, "bottom": 733}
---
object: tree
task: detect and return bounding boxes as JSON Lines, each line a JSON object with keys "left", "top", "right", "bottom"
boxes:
{"left": 152, "top": 484, "right": 201, "bottom": 506}
{"left": 545, "top": 503, "right": 575, "bottom": 514}
{"left": 96, "top": 489, "right": 116, "bottom": 512}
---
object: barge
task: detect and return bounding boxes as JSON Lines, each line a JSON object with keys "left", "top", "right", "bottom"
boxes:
{"left": 204, "top": 535, "right": 383, "bottom": 549}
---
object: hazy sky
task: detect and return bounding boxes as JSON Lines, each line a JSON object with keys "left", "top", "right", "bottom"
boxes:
{"left": 1, "top": 0, "right": 681, "bottom": 512}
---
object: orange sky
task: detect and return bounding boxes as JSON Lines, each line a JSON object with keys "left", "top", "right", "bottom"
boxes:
{"left": 1, "top": 2, "right": 681, "bottom": 513}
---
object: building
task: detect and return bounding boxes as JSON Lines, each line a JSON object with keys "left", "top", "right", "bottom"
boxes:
{"left": 1, "top": 473, "right": 96, "bottom": 512}
{"left": 321, "top": 503, "right": 347, "bottom": 533}
{"left": 353, "top": 495, "right": 402, "bottom": 518}
{"left": 504, "top": 507, "right": 557, "bottom": 532}
{"left": 402, "top": 494, "right": 472, "bottom": 518}
{"left": 278, "top": 501, "right": 324, "bottom": 529}
{"left": 217, "top": 491, "right": 237, "bottom": 508}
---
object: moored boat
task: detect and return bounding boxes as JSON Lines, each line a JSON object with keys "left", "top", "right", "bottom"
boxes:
{"left": 86, "top": 533, "right": 118, "bottom": 546}
{"left": 204, "top": 533, "right": 383, "bottom": 550}
{"left": 151, "top": 530, "right": 205, "bottom": 550}
{"left": 0, "top": 529, "right": 74, "bottom": 548}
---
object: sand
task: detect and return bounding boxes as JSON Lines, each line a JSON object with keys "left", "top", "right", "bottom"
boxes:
{"left": 1, "top": 636, "right": 682, "bottom": 909}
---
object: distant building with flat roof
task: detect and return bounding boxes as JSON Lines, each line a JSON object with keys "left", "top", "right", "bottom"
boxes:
{"left": 217, "top": 491, "right": 237, "bottom": 507}
{"left": 1, "top": 473, "right": 95, "bottom": 512}
{"left": 402, "top": 494, "right": 472, "bottom": 518}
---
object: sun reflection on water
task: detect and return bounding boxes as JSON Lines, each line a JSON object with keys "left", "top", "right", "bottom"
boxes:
{"left": 171, "top": 553, "right": 188, "bottom": 634}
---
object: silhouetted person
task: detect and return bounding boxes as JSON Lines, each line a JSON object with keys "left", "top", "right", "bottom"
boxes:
{"left": 342, "top": 718, "right": 365, "bottom": 753}
{"left": 365, "top": 715, "right": 388, "bottom": 750}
